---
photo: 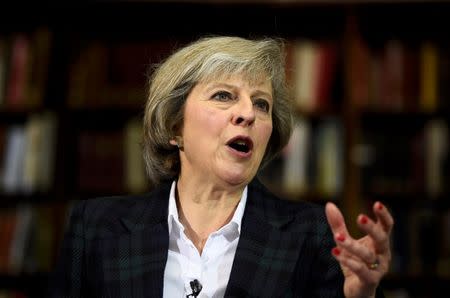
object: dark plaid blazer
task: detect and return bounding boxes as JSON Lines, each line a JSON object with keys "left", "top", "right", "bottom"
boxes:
{"left": 49, "top": 179, "right": 348, "bottom": 298}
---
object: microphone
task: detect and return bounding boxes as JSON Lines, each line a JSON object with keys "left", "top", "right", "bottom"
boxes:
{"left": 186, "top": 279, "right": 202, "bottom": 298}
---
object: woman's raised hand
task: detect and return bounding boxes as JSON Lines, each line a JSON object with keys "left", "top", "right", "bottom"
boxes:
{"left": 325, "top": 201, "right": 394, "bottom": 298}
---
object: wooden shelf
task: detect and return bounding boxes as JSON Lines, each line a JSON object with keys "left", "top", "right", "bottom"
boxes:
{"left": 1, "top": 0, "right": 450, "bottom": 296}
{"left": 0, "top": 272, "right": 49, "bottom": 297}
{"left": 382, "top": 273, "right": 450, "bottom": 295}
{"left": 0, "top": 193, "right": 62, "bottom": 208}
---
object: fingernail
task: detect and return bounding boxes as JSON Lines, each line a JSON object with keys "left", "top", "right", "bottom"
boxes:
{"left": 332, "top": 247, "right": 341, "bottom": 256}
{"left": 336, "top": 234, "right": 346, "bottom": 242}
{"left": 359, "top": 215, "right": 368, "bottom": 225}
{"left": 377, "top": 202, "right": 384, "bottom": 211}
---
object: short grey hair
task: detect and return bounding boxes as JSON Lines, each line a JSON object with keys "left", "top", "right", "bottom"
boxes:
{"left": 143, "top": 36, "right": 293, "bottom": 186}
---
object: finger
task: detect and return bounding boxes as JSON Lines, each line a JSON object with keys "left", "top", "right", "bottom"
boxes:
{"left": 357, "top": 214, "right": 389, "bottom": 253}
{"left": 373, "top": 201, "right": 394, "bottom": 234}
{"left": 331, "top": 247, "right": 379, "bottom": 286}
{"left": 325, "top": 202, "right": 349, "bottom": 236}
{"left": 334, "top": 233, "right": 377, "bottom": 265}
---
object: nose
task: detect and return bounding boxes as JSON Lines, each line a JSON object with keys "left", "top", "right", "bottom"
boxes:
{"left": 231, "top": 97, "right": 255, "bottom": 127}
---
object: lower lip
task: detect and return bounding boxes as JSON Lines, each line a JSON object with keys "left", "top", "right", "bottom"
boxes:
{"left": 226, "top": 145, "right": 252, "bottom": 158}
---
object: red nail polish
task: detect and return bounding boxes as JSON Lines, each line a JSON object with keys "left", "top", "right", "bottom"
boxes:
{"left": 360, "top": 215, "right": 368, "bottom": 224}
{"left": 377, "top": 202, "right": 384, "bottom": 211}
{"left": 336, "top": 234, "right": 346, "bottom": 242}
{"left": 332, "top": 247, "right": 341, "bottom": 256}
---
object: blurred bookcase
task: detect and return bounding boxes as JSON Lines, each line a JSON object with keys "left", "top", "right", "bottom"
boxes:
{"left": 0, "top": 1, "right": 449, "bottom": 297}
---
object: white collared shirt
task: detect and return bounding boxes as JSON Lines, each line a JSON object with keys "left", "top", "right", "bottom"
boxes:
{"left": 163, "top": 181, "right": 247, "bottom": 298}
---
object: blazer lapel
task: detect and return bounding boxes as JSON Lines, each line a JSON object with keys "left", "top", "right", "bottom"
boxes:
{"left": 103, "top": 182, "right": 171, "bottom": 298}
{"left": 225, "top": 180, "right": 302, "bottom": 298}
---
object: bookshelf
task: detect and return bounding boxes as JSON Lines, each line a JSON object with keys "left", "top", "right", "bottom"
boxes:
{"left": 1, "top": 1, "right": 450, "bottom": 297}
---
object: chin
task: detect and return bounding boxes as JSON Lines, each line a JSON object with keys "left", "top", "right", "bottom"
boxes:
{"left": 219, "top": 169, "right": 254, "bottom": 187}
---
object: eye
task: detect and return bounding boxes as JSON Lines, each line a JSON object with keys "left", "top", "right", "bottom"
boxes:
{"left": 211, "top": 91, "right": 233, "bottom": 102}
{"left": 254, "top": 99, "right": 270, "bottom": 113}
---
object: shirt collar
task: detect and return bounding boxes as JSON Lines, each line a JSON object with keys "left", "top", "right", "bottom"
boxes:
{"left": 167, "top": 180, "right": 248, "bottom": 235}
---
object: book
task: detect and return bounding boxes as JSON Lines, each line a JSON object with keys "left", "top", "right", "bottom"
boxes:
{"left": 1, "top": 126, "right": 26, "bottom": 194}
{"left": 22, "top": 114, "right": 42, "bottom": 193}
{"left": 282, "top": 117, "right": 311, "bottom": 195}
{"left": 0, "top": 38, "right": 8, "bottom": 107}
{"left": 292, "top": 40, "right": 319, "bottom": 111}
{"left": 315, "top": 118, "right": 344, "bottom": 197}
{"left": 0, "top": 126, "right": 6, "bottom": 185}
{"left": 419, "top": 42, "right": 438, "bottom": 112}
{"left": 21, "top": 112, "right": 57, "bottom": 193}
{"left": 66, "top": 43, "right": 108, "bottom": 108}
{"left": 25, "top": 28, "right": 52, "bottom": 108}
{"left": 4, "top": 34, "right": 30, "bottom": 109}
{"left": 345, "top": 18, "right": 370, "bottom": 108}
{"left": 8, "top": 204, "right": 33, "bottom": 274}
{"left": 78, "top": 131, "right": 124, "bottom": 194}
{"left": 124, "top": 118, "right": 148, "bottom": 193}
{"left": 408, "top": 208, "right": 440, "bottom": 275}
{"left": 38, "top": 112, "right": 57, "bottom": 192}
{"left": 424, "top": 119, "right": 448, "bottom": 197}
{"left": 402, "top": 44, "right": 420, "bottom": 111}
{"left": 438, "top": 45, "right": 450, "bottom": 111}
{"left": 368, "top": 50, "right": 381, "bottom": 109}
{"left": 437, "top": 210, "right": 450, "bottom": 278}
{"left": 0, "top": 209, "right": 18, "bottom": 273}
{"left": 315, "top": 42, "right": 338, "bottom": 110}
{"left": 380, "top": 40, "right": 405, "bottom": 110}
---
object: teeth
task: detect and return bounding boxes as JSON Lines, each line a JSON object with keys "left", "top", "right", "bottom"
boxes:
{"left": 235, "top": 140, "right": 246, "bottom": 145}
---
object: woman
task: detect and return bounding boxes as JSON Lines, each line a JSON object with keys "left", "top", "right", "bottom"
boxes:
{"left": 50, "top": 36, "right": 393, "bottom": 297}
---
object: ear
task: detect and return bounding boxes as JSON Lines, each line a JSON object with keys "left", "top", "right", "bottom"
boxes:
{"left": 170, "top": 136, "right": 184, "bottom": 149}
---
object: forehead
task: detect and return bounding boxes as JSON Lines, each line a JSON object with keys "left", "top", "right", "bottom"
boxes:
{"left": 199, "top": 73, "right": 273, "bottom": 92}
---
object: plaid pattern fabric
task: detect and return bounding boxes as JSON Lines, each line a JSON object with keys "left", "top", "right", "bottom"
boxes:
{"left": 49, "top": 179, "right": 372, "bottom": 298}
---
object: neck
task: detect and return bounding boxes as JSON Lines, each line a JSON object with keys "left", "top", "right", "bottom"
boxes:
{"left": 175, "top": 176, "right": 245, "bottom": 254}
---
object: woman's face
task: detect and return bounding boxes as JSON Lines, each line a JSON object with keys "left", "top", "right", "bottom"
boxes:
{"left": 177, "top": 74, "right": 273, "bottom": 187}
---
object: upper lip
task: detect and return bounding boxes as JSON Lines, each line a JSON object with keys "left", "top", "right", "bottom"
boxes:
{"left": 226, "top": 135, "right": 254, "bottom": 151}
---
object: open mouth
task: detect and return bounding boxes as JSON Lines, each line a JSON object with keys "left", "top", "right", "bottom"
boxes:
{"left": 227, "top": 136, "right": 253, "bottom": 154}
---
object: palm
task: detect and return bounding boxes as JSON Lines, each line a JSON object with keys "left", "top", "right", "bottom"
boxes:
{"left": 342, "top": 236, "right": 377, "bottom": 297}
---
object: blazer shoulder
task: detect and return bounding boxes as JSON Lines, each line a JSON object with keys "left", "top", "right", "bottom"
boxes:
{"left": 249, "top": 179, "right": 330, "bottom": 233}
{"left": 68, "top": 182, "right": 171, "bottom": 238}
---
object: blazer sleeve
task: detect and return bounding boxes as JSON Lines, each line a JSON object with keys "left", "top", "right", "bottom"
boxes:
{"left": 303, "top": 220, "right": 345, "bottom": 298}
{"left": 47, "top": 200, "right": 89, "bottom": 298}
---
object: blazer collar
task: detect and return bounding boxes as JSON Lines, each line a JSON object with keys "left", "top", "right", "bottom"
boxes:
{"left": 225, "top": 179, "right": 298, "bottom": 297}
{"left": 119, "top": 178, "right": 293, "bottom": 231}
{"left": 118, "top": 180, "right": 172, "bottom": 233}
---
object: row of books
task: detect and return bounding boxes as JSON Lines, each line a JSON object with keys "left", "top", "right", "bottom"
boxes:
{"left": 286, "top": 35, "right": 450, "bottom": 113}
{"left": 259, "top": 117, "right": 344, "bottom": 199}
{"left": 0, "top": 28, "right": 51, "bottom": 110}
{"left": 0, "top": 113, "right": 149, "bottom": 196}
{"left": 65, "top": 38, "right": 340, "bottom": 111}
{"left": 390, "top": 206, "right": 450, "bottom": 278}
{"left": 359, "top": 118, "right": 449, "bottom": 197}
{"left": 0, "top": 291, "right": 26, "bottom": 298}
{"left": 0, "top": 202, "right": 72, "bottom": 275}
{"left": 76, "top": 117, "right": 149, "bottom": 195}
{"left": 66, "top": 40, "right": 174, "bottom": 109}
{"left": 3, "top": 28, "right": 449, "bottom": 114}
{"left": 0, "top": 112, "right": 57, "bottom": 194}
{"left": 346, "top": 25, "right": 450, "bottom": 112}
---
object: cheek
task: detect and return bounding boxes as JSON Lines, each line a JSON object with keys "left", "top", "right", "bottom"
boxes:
{"left": 184, "top": 107, "right": 224, "bottom": 138}
{"left": 260, "top": 123, "right": 273, "bottom": 145}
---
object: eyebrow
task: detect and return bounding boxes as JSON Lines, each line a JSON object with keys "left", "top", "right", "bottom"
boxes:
{"left": 205, "top": 83, "right": 273, "bottom": 101}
